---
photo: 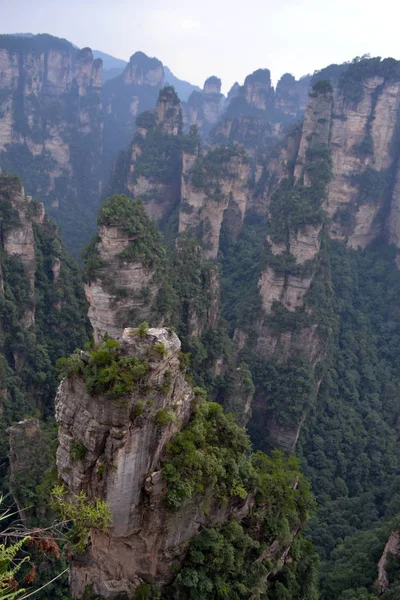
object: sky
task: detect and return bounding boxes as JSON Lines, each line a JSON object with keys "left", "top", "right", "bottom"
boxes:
{"left": 1, "top": 0, "right": 400, "bottom": 93}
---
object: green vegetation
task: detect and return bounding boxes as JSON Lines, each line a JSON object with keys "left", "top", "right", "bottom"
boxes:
{"left": 311, "top": 79, "right": 333, "bottom": 94}
{"left": 353, "top": 166, "right": 388, "bottom": 205}
{"left": 339, "top": 56, "right": 400, "bottom": 104}
{"left": 156, "top": 408, "right": 176, "bottom": 425}
{"left": 220, "top": 214, "right": 267, "bottom": 334}
{"left": 296, "top": 240, "right": 400, "bottom": 598}
{"left": 162, "top": 400, "right": 312, "bottom": 517}
{"left": 162, "top": 407, "right": 315, "bottom": 598}
{"left": 162, "top": 401, "right": 253, "bottom": 507}
{"left": 51, "top": 485, "right": 112, "bottom": 553}
{"left": 0, "top": 33, "right": 74, "bottom": 55}
{"left": 178, "top": 527, "right": 318, "bottom": 600}
{"left": 134, "top": 129, "right": 182, "bottom": 185}
{"left": 98, "top": 195, "right": 166, "bottom": 267}
{"left": 268, "top": 145, "right": 332, "bottom": 245}
{"left": 57, "top": 337, "right": 148, "bottom": 399}
{"left": 0, "top": 175, "right": 89, "bottom": 498}
{"left": 135, "top": 110, "right": 157, "bottom": 130}
{"left": 70, "top": 441, "right": 87, "bottom": 462}
{"left": 189, "top": 145, "right": 247, "bottom": 197}
{"left": 138, "top": 321, "right": 150, "bottom": 337}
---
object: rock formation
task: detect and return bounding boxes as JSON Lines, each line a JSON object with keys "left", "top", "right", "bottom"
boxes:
{"left": 102, "top": 51, "right": 165, "bottom": 182}
{"left": 0, "top": 35, "right": 103, "bottom": 250}
{"left": 275, "top": 73, "right": 311, "bottom": 120}
{"left": 0, "top": 174, "right": 40, "bottom": 326}
{"left": 56, "top": 326, "right": 310, "bottom": 598}
{"left": 377, "top": 530, "right": 400, "bottom": 594}
{"left": 183, "top": 76, "right": 224, "bottom": 138}
{"left": 108, "top": 87, "right": 182, "bottom": 226}
{"left": 56, "top": 327, "right": 198, "bottom": 596}
{"left": 0, "top": 172, "right": 89, "bottom": 513}
{"left": 83, "top": 194, "right": 167, "bottom": 342}
{"left": 179, "top": 144, "right": 251, "bottom": 259}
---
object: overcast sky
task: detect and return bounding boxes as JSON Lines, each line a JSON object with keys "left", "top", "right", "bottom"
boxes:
{"left": 1, "top": 0, "right": 400, "bottom": 92}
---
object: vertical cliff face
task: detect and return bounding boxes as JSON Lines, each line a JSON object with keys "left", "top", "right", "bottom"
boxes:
{"left": 102, "top": 52, "right": 165, "bottom": 182}
{"left": 83, "top": 194, "right": 168, "bottom": 342}
{"left": 236, "top": 59, "right": 400, "bottom": 451}
{"left": 0, "top": 172, "right": 89, "bottom": 503}
{"left": 327, "top": 77, "right": 400, "bottom": 247}
{"left": 108, "top": 87, "right": 182, "bottom": 227}
{"left": 179, "top": 144, "right": 251, "bottom": 258}
{"left": 183, "top": 76, "right": 224, "bottom": 138}
{"left": 56, "top": 327, "right": 196, "bottom": 596}
{"left": 56, "top": 325, "right": 313, "bottom": 598}
{"left": 242, "top": 83, "right": 334, "bottom": 451}
{"left": 210, "top": 68, "right": 309, "bottom": 157}
{"left": 0, "top": 175, "right": 38, "bottom": 326}
{"left": 275, "top": 73, "right": 311, "bottom": 120}
{"left": 0, "top": 35, "right": 103, "bottom": 251}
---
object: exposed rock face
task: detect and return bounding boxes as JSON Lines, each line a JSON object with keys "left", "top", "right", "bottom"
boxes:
{"left": 327, "top": 77, "right": 400, "bottom": 247}
{"left": 377, "top": 530, "right": 400, "bottom": 594}
{"left": 84, "top": 224, "right": 161, "bottom": 343}
{"left": 0, "top": 176, "right": 39, "bottom": 326}
{"left": 179, "top": 147, "right": 250, "bottom": 259}
{"left": 56, "top": 328, "right": 251, "bottom": 597}
{"left": 0, "top": 35, "right": 103, "bottom": 250}
{"left": 183, "top": 76, "right": 224, "bottom": 138}
{"left": 210, "top": 68, "right": 308, "bottom": 156}
{"left": 242, "top": 69, "right": 274, "bottom": 111}
{"left": 243, "top": 68, "right": 400, "bottom": 450}
{"left": 109, "top": 87, "right": 182, "bottom": 225}
{"left": 275, "top": 73, "right": 311, "bottom": 119}
{"left": 102, "top": 52, "right": 165, "bottom": 181}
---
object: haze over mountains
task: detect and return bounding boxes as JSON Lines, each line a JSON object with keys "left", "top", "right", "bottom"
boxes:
{"left": 3, "top": 28, "right": 400, "bottom": 600}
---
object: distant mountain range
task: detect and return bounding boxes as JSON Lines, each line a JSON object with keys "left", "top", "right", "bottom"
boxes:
{"left": 92, "top": 49, "right": 200, "bottom": 100}
{"left": 9, "top": 33, "right": 200, "bottom": 102}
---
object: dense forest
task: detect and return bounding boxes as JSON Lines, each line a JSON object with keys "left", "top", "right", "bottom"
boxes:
{"left": 2, "top": 31, "right": 400, "bottom": 600}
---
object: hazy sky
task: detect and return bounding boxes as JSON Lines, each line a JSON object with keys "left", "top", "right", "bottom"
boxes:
{"left": 1, "top": 0, "right": 400, "bottom": 92}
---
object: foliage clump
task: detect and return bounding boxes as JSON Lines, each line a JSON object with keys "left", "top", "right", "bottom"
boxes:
{"left": 51, "top": 485, "right": 112, "bottom": 553}
{"left": 57, "top": 337, "right": 148, "bottom": 399}
{"left": 339, "top": 56, "right": 400, "bottom": 104}
{"left": 268, "top": 144, "right": 332, "bottom": 245}
{"left": 97, "top": 194, "right": 166, "bottom": 267}
{"left": 311, "top": 79, "right": 333, "bottom": 94}
{"left": 162, "top": 400, "right": 312, "bottom": 518}
{"left": 189, "top": 145, "right": 247, "bottom": 196}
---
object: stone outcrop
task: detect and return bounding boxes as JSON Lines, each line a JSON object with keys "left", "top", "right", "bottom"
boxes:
{"left": 0, "top": 175, "right": 41, "bottom": 326}
{"left": 0, "top": 35, "right": 103, "bottom": 250}
{"left": 56, "top": 326, "right": 306, "bottom": 598}
{"left": 84, "top": 224, "right": 161, "bottom": 343}
{"left": 56, "top": 328, "right": 251, "bottom": 597}
{"left": 183, "top": 76, "right": 224, "bottom": 138}
{"left": 327, "top": 77, "right": 400, "bottom": 247}
{"left": 102, "top": 52, "right": 165, "bottom": 182}
{"left": 109, "top": 87, "right": 182, "bottom": 225}
{"left": 377, "top": 530, "right": 400, "bottom": 594}
{"left": 208, "top": 67, "right": 310, "bottom": 158}
{"left": 179, "top": 146, "right": 251, "bottom": 259}
{"left": 275, "top": 73, "right": 311, "bottom": 119}
{"left": 242, "top": 65, "right": 400, "bottom": 450}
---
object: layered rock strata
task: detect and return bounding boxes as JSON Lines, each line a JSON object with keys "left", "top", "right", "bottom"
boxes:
{"left": 56, "top": 328, "right": 250, "bottom": 597}
{"left": 110, "top": 87, "right": 182, "bottom": 224}
{"left": 0, "top": 35, "right": 103, "bottom": 249}
{"left": 183, "top": 76, "right": 224, "bottom": 138}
